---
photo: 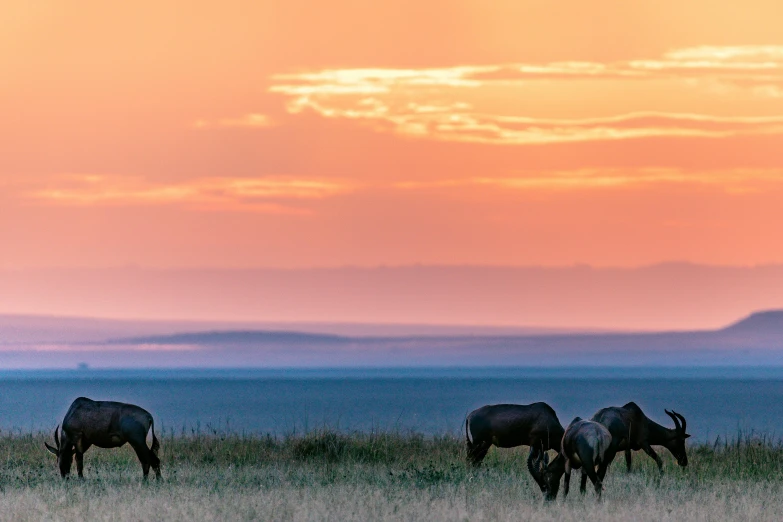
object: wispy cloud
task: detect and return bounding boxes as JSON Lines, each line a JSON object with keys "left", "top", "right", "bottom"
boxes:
{"left": 21, "top": 167, "right": 783, "bottom": 215}
{"left": 402, "top": 112, "right": 783, "bottom": 145}
{"left": 663, "top": 46, "right": 783, "bottom": 62}
{"left": 27, "top": 175, "right": 353, "bottom": 214}
{"left": 395, "top": 168, "right": 783, "bottom": 192}
{"left": 268, "top": 46, "right": 783, "bottom": 146}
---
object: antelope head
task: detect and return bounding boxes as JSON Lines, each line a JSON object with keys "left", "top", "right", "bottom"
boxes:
{"left": 665, "top": 409, "right": 691, "bottom": 467}
{"left": 44, "top": 425, "right": 73, "bottom": 477}
{"left": 531, "top": 450, "right": 564, "bottom": 501}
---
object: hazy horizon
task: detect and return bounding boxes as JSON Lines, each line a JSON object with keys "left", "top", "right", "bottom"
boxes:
{"left": 3, "top": 263, "right": 783, "bottom": 331}
{"left": 0, "top": 307, "right": 781, "bottom": 370}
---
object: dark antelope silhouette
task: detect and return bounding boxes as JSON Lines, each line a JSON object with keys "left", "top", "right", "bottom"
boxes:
{"left": 465, "top": 402, "right": 566, "bottom": 500}
{"left": 561, "top": 417, "right": 612, "bottom": 500}
{"left": 45, "top": 397, "right": 161, "bottom": 479}
{"left": 591, "top": 402, "right": 690, "bottom": 473}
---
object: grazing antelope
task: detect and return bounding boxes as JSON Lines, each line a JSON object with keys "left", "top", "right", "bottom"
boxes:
{"left": 45, "top": 397, "right": 161, "bottom": 479}
{"left": 561, "top": 417, "right": 612, "bottom": 500}
{"left": 466, "top": 402, "right": 566, "bottom": 500}
{"left": 591, "top": 402, "right": 690, "bottom": 473}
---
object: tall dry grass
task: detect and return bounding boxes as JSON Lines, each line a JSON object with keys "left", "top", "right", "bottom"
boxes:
{"left": 0, "top": 429, "right": 781, "bottom": 521}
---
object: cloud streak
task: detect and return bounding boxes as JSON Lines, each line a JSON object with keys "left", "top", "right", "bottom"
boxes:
{"left": 19, "top": 168, "right": 783, "bottom": 214}
{"left": 395, "top": 168, "right": 783, "bottom": 192}
{"left": 26, "top": 175, "right": 353, "bottom": 214}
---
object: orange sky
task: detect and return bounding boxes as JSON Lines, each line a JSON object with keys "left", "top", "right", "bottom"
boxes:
{"left": 3, "top": 0, "right": 783, "bottom": 269}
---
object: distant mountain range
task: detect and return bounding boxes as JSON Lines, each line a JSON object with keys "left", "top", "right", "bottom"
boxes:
{"left": 0, "top": 310, "right": 781, "bottom": 369}
{"left": 0, "top": 313, "right": 574, "bottom": 345}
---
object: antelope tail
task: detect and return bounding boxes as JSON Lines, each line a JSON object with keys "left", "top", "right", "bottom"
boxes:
{"left": 150, "top": 418, "right": 160, "bottom": 455}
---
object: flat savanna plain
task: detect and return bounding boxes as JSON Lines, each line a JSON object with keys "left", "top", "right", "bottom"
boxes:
{"left": 0, "top": 430, "right": 781, "bottom": 521}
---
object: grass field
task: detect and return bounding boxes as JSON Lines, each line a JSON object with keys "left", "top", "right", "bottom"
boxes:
{"left": 0, "top": 429, "right": 781, "bottom": 521}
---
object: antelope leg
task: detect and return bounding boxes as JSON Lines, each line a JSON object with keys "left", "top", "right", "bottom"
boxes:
{"left": 641, "top": 443, "right": 663, "bottom": 472}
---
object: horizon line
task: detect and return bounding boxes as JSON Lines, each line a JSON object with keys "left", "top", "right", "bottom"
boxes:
{"left": 4, "top": 308, "right": 778, "bottom": 336}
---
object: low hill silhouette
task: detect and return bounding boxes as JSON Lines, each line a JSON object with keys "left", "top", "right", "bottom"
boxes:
{"left": 722, "top": 310, "right": 783, "bottom": 335}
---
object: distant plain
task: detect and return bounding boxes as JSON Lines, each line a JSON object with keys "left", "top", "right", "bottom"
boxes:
{"left": 1, "top": 370, "right": 782, "bottom": 441}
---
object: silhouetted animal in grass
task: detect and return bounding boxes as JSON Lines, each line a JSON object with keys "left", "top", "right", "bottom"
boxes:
{"left": 591, "top": 402, "right": 690, "bottom": 473}
{"left": 466, "top": 402, "right": 566, "bottom": 500}
{"left": 561, "top": 417, "right": 612, "bottom": 500}
{"left": 45, "top": 397, "right": 161, "bottom": 479}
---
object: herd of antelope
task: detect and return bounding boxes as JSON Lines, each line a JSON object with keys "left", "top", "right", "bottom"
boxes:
{"left": 43, "top": 396, "right": 688, "bottom": 502}
{"left": 466, "top": 401, "right": 690, "bottom": 500}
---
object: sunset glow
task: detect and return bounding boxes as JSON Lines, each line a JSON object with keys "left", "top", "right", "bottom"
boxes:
{"left": 3, "top": 0, "right": 783, "bottom": 274}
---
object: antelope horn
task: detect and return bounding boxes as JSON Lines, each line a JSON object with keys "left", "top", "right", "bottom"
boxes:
{"left": 54, "top": 425, "right": 61, "bottom": 450}
{"left": 665, "top": 409, "right": 681, "bottom": 431}
{"left": 673, "top": 411, "right": 687, "bottom": 434}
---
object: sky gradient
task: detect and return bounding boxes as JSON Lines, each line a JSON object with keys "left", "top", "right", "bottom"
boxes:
{"left": 3, "top": 1, "right": 783, "bottom": 273}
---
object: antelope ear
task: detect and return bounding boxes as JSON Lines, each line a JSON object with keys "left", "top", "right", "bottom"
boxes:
{"left": 44, "top": 442, "right": 59, "bottom": 456}
{"left": 684, "top": 433, "right": 691, "bottom": 439}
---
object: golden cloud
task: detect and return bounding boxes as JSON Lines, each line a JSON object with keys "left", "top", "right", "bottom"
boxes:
{"left": 268, "top": 46, "right": 783, "bottom": 146}
{"left": 27, "top": 175, "right": 353, "bottom": 214}
{"left": 17, "top": 169, "right": 783, "bottom": 212}
{"left": 395, "top": 168, "right": 783, "bottom": 192}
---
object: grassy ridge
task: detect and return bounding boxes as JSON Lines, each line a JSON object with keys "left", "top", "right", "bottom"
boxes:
{"left": 0, "top": 430, "right": 782, "bottom": 521}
